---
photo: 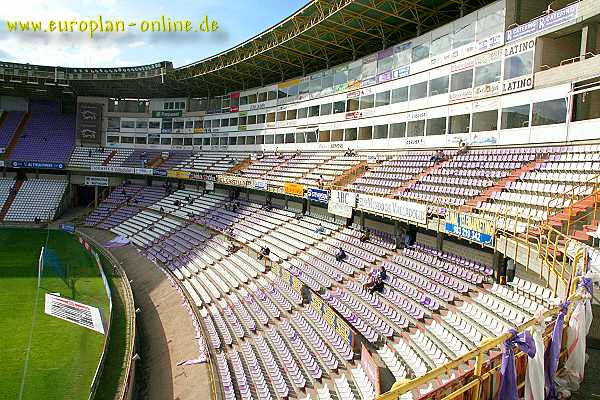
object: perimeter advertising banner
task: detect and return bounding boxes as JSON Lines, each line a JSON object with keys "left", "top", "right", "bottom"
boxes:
{"left": 44, "top": 293, "right": 105, "bottom": 334}
{"left": 445, "top": 210, "right": 495, "bottom": 246}
{"left": 284, "top": 182, "right": 304, "bottom": 197}
{"left": 76, "top": 103, "right": 102, "bottom": 145}
{"left": 357, "top": 194, "right": 427, "bottom": 224}
{"left": 328, "top": 190, "right": 356, "bottom": 218}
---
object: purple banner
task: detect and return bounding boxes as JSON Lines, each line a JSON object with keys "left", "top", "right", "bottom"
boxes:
{"left": 505, "top": 4, "right": 578, "bottom": 42}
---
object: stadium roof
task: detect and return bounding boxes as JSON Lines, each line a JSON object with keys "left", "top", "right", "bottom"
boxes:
{"left": 1, "top": 0, "right": 497, "bottom": 99}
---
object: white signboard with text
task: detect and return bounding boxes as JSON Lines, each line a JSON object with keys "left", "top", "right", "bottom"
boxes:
{"left": 357, "top": 194, "right": 427, "bottom": 224}
{"left": 44, "top": 293, "right": 105, "bottom": 334}
{"left": 328, "top": 190, "right": 356, "bottom": 218}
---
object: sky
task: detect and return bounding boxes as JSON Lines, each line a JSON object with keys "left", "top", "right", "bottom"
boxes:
{"left": 0, "top": 0, "right": 308, "bottom": 68}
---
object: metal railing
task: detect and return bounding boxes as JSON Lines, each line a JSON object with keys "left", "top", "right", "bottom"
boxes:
{"left": 378, "top": 259, "right": 585, "bottom": 400}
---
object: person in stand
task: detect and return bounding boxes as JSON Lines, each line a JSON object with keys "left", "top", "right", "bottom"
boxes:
{"left": 506, "top": 258, "right": 516, "bottom": 284}
{"left": 360, "top": 227, "right": 371, "bottom": 243}
{"left": 430, "top": 149, "right": 447, "bottom": 164}
{"left": 335, "top": 247, "right": 347, "bottom": 262}
{"left": 160, "top": 206, "right": 165, "bottom": 213}
{"left": 258, "top": 246, "right": 271, "bottom": 260}
{"left": 317, "top": 175, "right": 324, "bottom": 188}
{"left": 457, "top": 140, "right": 469, "bottom": 156}
{"left": 315, "top": 223, "right": 325, "bottom": 234}
{"left": 88, "top": 149, "right": 92, "bottom": 158}
{"left": 363, "top": 266, "right": 378, "bottom": 291}
{"left": 34, "top": 216, "right": 41, "bottom": 224}
{"left": 370, "top": 265, "right": 387, "bottom": 294}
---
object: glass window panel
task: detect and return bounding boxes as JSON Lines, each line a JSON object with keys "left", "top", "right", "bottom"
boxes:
{"left": 333, "top": 101, "right": 346, "bottom": 114}
{"left": 407, "top": 120, "right": 425, "bottom": 137}
{"left": 296, "top": 132, "right": 305, "bottom": 143}
{"left": 374, "top": 124, "right": 388, "bottom": 139}
{"left": 431, "top": 34, "right": 451, "bottom": 56}
{"left": 359, "top": 95, "right": 374, "bottom": 109}
{"left": 247, "top": 136, "right": 256, "bottom": 145}
{"left": 501, "top": 104, "right": 531, "bottom": 129}
{"left": 359, "top": 126, "right": 373, "bottom": 140}
{"left": 321, "top": 103, "right": 332, "bottom": 115}
{"left": 449, "top": 113, "right": 470, "bottom": 134}
{"left": 275, "top": 134, "right": 284, "bottom": 144}
{"left": 309, "top": 105, "right": 320, "bottom": 117}
{"left": 532, "top": 99, "right": 567, "bottom": 126}
{"left": 298, "top": 107, "right": 308, "bottom": 119}
{"left": 409, "top": 81, "right": 428, "bottom": 100}
{"left": 256, "top": 135, "right": 265, "bottom": 144}
{"left": 451, "top": 69, "right": 473, "bottom": 91}
{"left": 334, "top": 68, "right": 348, "bottom": 85}
{"left": 377, "top": 56, "right": 394, "bottom": 73}
{"left": 453, "top": 22, "right": 475, "bottom": 48}
{"left": 503, "top": 52, "right": 534, "bottom": 80}
{"left": 331, "top": 129, "right": 343, "bottom": 142}
{"left": 426, "top": 117, "right": 447, "bottom": 135}
{"left": 472, "top": 109, "right": 498, "bottom": 132}
{"left": 474, "top": 61, "right": 501, "bottom": 86}
{"left": 391, "top": 87, "right": 409, "bottom": 103}
{"left": 411, "top": 43, "right": 429, "bottom": 62}
{"left": 375, "top": 91, "right": 390, "bottom": 107}
{"left": 347, "top": 98, "right": 359, "bottom": 112}
{"left": 389, "top": 122, "right": 406, "bottom": 138}
{"left": 429, "top": 76, "right": 449, "bottom": 96}
{"left": 344, "top": 128, "right": 357, "bottom": 141}
{"left": 319, "top": 130, "right": 331, "bottom": 142}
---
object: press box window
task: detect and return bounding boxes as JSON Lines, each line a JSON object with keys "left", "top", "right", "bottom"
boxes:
{"left": 426, "top": 117, "right": 447, "bottom": 136}
{"left": 449, "top": 114, "right": 470, "bottom": 134}
{"left": 333, "top": 101, "right": 346, "bottom": 114}
{"left": 474, "top": 61, "right": 501, "bottom": 86}
{"left": 389, "top": 122, "right": 406, "bottom": 138}
{"left": 532, "top": 99, "right": 567, "bottom": 126}
{"left": 359, "top": 95, "right": 374, "bottom": 109}
{"left": 503, "top": 52, "right": 534, "bottom": 80}
{"left": 375, "top": 91, "right": 390, "bottom": 107}
{"left": 472, "top": 109, "right": 498, "bottom": 132}
{"left": 407, "top": 120, "right": 425, "bottom": 137}
{"left": 409, "top": 82, "right": 428, "bottom": 100}
{"left": 359, "top": 126, "right": 373, "bottom": 140}
{"left": 429, "top": 76, "right": 449, "bottom": 96}
{"left": 501, "top": 104, "right": 531, "bottom": 129}
{"left": 411, "top": 43, "right": 429, "bottom": 62}
{"left": 344, "top": 128, "right": 357, "bottom": 141}
{"left": 374, "top": 124, "right": 388, "bottom": 139}
{"left": 391, "top": 87, "right": 408, "bottom": 103}
{"left": 451, "top": 69, "right": 473, "bottom": 92}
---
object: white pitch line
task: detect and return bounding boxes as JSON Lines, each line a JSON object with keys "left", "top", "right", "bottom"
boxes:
{"left": 17, "top": 284, "right": 42, "bottom": 400}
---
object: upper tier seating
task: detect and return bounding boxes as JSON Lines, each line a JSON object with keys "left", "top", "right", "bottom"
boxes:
{"left": 69, "top": 146, "right": 134, "bottom": 168}
{"left": 176, "top": 152, "right": 247, "bottom": 175}
{"left": 0, "top": 111, "right": 24, "bottom": 148}
{"left": 300, "top": 155, "right": 365, "bottom": 187}
{"left": 352, "top": 152, "right": 435, "bottom": 196}
{"left": 4, "top": 178, "right": 67, "bottom": 221}
{"left": 9, "top": 101, "right": 75, "bottom": 164}
{"left": 401, "top": 147, "right": 544, "bottom": 214}
{"left": 476, "top": 145, "right": 600, "bottom": 229}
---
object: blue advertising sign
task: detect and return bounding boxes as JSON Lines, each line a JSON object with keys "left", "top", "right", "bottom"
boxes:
{"left": 445, "top": 210, "right": 495, "bottom": 246}
{"left": 152, "top": 169, "right": 167, "bottom": 177}
{"left": 11, "top": 160, "right": 65, "bottom": 169}
{"left": 505, "top": 3, "right": 578, "bottom": 43}
{"left": 306, "top": 188, "right": 329, "bottom": 203}
{"left": 60, "top": 224, "right": 75, "bottom": 234}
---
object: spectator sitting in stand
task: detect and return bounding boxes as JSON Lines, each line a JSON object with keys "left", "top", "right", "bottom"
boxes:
{"left": 34, "top": 216, "right": 41, "bottom": 224}
{"left": 363, "top": 266, "right": 378, "bottom": 291}
{"left": 371, "top": 265, "right": 387, "bottom": 294}
{"left": 317, "top": 175, "right": 325, "bottom": 188}
{"left": 258, "top": 246, "right": 271, "bottom": 260}
{"left": 457, "top": 140, "right": 469, "bottom": 156}
{"left": 335, "top": 247, "right": 347, "bottom": 262}
{"left": 429, "top": 149, "right": 447, "bottom": 164}
{"left": 315, "top": 224, "right": 325, "bottom": 234}
{"left": 360, "top": 227, "right": 371, "bottom": 243}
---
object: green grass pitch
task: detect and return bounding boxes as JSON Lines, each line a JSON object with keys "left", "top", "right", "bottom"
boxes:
{"left": 0, "top": 228, "right": 109, "bottom": 400}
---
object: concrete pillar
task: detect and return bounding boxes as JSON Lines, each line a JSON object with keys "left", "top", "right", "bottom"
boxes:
{"left": 284, "top": 196, "right": 288, "bottom": 209}
{"left": 302, "top": 199, "right": 308, "bottom": 214}
{"left": 580, "top": 24, "right": 598, "bottom": 61}
{"left": 394, "top": 221, "right": 401, "bottom": 249}
{"left": 493, "top": 251, "right": 505, "bottom": 284}
{"left": 360, "top": 210, "right": 365, "bottom": 227}
{"left": 94, "top": 185, "right": 98, "bottom": 208}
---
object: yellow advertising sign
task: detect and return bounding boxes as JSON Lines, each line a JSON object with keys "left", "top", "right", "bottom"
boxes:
{"left": 167, "top": 169, "right": 191, "bottom": 180}
{"left": 284, "top": 182, "right": 304, "bottom": 197}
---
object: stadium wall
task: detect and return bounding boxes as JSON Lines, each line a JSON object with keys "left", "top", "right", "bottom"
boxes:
{"left": 76, "top": 230, "right": 137, "bottom": 400}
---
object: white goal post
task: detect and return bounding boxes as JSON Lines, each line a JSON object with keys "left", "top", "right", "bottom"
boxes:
{"left": 37, "top": 246, "right": 45, "bottom": 288}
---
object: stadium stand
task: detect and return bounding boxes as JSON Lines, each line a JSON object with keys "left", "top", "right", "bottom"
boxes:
{"left": 84, "top": 185, "right": 563, "bottom": 398}
{"left": 3, "top": 178, "right": 67, "bottom": 222}
{"left": 9, "top": 101, "right": 74, "bottom": 164}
